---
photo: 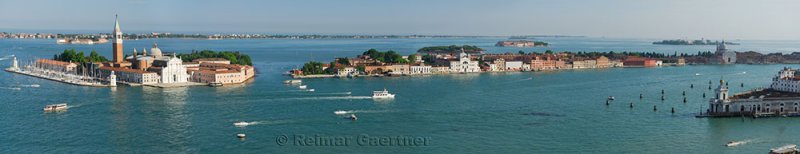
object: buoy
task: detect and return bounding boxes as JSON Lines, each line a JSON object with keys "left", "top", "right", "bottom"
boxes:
{"left": 237, "top": 133, "right": 246, "bottom": 138}
{"left": 671, "top": 107, "right": 675, "bottom": 114}
{"left": 640, "top": 93, "right": 643, "bottom": 99}
{"left": 708, "top": 85, "right": 711, "bottom": 90}
{"left": 741, "top": 83, "right": 744, "bottom": 87}
{"left": 709, "top": 80, "right": 712, "bottom": 84}
{"left": 703, "top": 93, "right": 706, "bottom": 98}
{"left": 726, "top": 82, "right": 728, "bottom": 86}
{"left": 661, "top": 95, "right": 665, "bottom": 100}
{"left": 683, "top": 97, "right": 687, "bottom": 103}
{"left": 654, "top": 105, "right": 657, "bottom": 111}
{"left": 682, "top": 91, "right": 685, "bottom": 96}
{"left": 606, "top": 100, "right": 609, "bottom": 106}
{"left": 630, "top": 102, "right": 633, "bottom": 108}
{"left": 661, "top": 89, "right": 665, "bottom": 94}
{"left": 691, "top": 84, "right": 694, "bottom": 88}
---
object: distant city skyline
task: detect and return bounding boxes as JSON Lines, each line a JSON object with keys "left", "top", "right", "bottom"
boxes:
{"left": 1, "top": 0, "right": 799, "bottom": 40}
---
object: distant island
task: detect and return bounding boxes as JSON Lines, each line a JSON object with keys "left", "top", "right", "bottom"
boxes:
{"left": 496, "top": 40, "right": 548, "bottom": 47}
{"left": 417, "top": 45, "right": 484, "bottom": 54}
{"left": 653, "top": 39, "right": 739, "bottom": 45}
{"left": 509, "top": 35, "right": 583, "bottom": 39}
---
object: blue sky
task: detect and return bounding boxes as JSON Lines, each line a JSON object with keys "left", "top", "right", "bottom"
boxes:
{"left": 1, "top": 0, "right": 799, "bottom": 40}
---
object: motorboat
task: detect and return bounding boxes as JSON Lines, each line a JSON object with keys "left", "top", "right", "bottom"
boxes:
{"left": 307, "top": 89, "right": 315, "bottom": 92}
{"left": 726, "top": 140, "right": 746, "bottom": 147}
{"left": 607, "top": 96, "right": 615, "bottom": 101}
{"left": 770, "top": 144, "right": 798, "bottom": 154}
{"left": 237, "top": 133, "right": 246, "bottom": 138}
{"left": 372, "top": 88, "right": 395, "bottom": 99}
{"left": 43, "top": 103, "right": 68, "bottom": 112}
{"left": 349, "top": 114, "right": 358, "bottom": 121}
{"left": 233, "top": 121, "right": 249, "bottom": 127}
{"left": 334, "top": 110, "right": 349, "bottom": 115}
{"left": 283, "top": 80, "right": 302, "bottom": 84}
{"left": 298, "top": 85, "right": 307, "bottom": 89}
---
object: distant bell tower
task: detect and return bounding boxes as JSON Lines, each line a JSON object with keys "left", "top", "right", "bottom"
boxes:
{"left": 112, "top": 14, "right": 124, "bottom": 63}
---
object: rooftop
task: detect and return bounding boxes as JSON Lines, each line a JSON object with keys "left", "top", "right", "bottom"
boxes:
{"left": 731, "top": 88, "right": 800, "bottom": 100}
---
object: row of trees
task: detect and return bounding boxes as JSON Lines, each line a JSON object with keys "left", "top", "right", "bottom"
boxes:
{"left": 362, "top": 49, "right": 409, "bottom": 63}
{"left": 177, "top": 50, "right": 253, "bottom": 66}
{"left": 52, "top": 49, "right": 109, "bottom": 63}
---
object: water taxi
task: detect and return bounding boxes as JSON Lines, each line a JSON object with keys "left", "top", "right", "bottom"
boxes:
{"left": 770, "top": 144, "right": 798, "bottom": 154}
{"left": 43, "top": 103, "right": 68, "bottom": 112}
{"left": 283, "top": 79, "right": 302, "bottom": 84}
{"left": 372, "top": 88, "right": 395, "bottom": 99}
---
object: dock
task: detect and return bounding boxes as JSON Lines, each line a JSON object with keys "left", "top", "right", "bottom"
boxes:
{"left": 5, "top": 68, "right": 113, "bottom": 87}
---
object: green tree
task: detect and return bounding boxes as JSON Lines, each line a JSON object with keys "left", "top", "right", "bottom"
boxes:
{"left": 406, "top": 54, "right": 417, "bottom": 63}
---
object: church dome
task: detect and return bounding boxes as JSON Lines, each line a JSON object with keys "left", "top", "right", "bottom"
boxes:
{"left": 150, "top": 43, "right": 163, "bottom": 58}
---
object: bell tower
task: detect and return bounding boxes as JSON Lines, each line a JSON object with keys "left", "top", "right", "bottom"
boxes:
{"left": 716, "top": 79, "right": 729, "bottom": 101}
{"left": 112, "top": 14, "right": 124, "bottom": 63}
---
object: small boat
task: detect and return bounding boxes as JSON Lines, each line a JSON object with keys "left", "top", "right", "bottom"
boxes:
{"left": 233, "top": 121, "right": 249, "bottom": 127}
{"left": 298, "top": 85, "right": 307, "bottom": 89}
{"left": 770, "top": 144, "right": 798, "bottom": 154}
{"left": 283, "top": 80, "right": 302, "bottom": 84}
{"left": 208, "top": 82, "right": 223, "bottom": 87}
{"left": 307, "top": 89, "right": 315, "bottom": 92}
{"left": 334, "top": 110, "right": 349, "bottom": 115}
{"left": 372, "top": 88, "right": 395, "bottom": 99}
{"left": 607, "top": 96, "right": 615, "bottom": 100}
{"left": 726, "top": 140, "right": 746, "bottom": 147}
{"left": 349, "top": 114, "right": 358, "bottom": 121}
{"left": 43, "top": 103, "right": 68, "bottom": 112}
{"left": 695, "top": 73, "right": 701, "bottom": 76}
{"left": 237, "top": 133, "right": 246, "bottom": 138}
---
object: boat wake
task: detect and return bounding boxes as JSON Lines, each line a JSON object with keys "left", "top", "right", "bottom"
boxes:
{"left": 334, "top": 110, "right": 393, "bottom": 115}
{"left": 1, "top": 87, "right": 21, "bottom": 90}
{"left": 66, "top": 104, "right": 86, "bottom": 109}
{"left": 279, "top": 96, "right": 373, "bottom": 100}
{"left": 19, "top": 84, "right": 40, "bottom": 88}
{"left": 234, "top": 120, "right": 295, "bottom": 127}
{"left": 0, "top": 54, "right": 13, "bottom": 61}
{"left": 726, "top": 139, "right": 756, "bottom": 147}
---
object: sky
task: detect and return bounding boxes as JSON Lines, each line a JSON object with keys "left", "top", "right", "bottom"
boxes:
{"left": 1, "top": 0, "right": 799, "bottom": 40}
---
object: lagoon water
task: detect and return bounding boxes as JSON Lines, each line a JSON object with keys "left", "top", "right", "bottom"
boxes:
{"left": 2, "top": 37, "right": 800, "bottom": 153}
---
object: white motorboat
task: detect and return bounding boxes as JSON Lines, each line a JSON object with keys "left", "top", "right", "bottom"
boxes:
{"left": 298, "top": 85, "right": 307, "bottom": 89}
{"left": 726, "top": 140, "right": 746, "bottom": 147}
{"left": 607, "top": 96, "right": 615, "bottom": 100}
{"left": 372, "top": 88, "right": 395, "bottom": 99}
{"left": 770, "top": 144, "right": 797, "bottom": 154}
{"left": 283, "top": 80, "right": 302, "bottom": 84}
{"left": 233, "top": 121, "right": 249, "bottom": 127}
{"left": 307, "top": 89, "right": 315, "bottom": 92}
{"left": 43, "top": 103, "right": 68, "bottom": 112}
{"left": 237, "top": 133, "right": 246, "bottom": 138}
{"left": 349, "top": 114, "right": 358, "bottom": 121}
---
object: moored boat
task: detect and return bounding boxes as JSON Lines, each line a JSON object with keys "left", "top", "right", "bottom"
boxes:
{"left": 298, "top": 85, "right": 307, "bottom": 89}
{"left": 607, "top": 96, "right": 615, "bottom": 100}
{"left": 372, "top": 88, "right": 395, "bottom": 99}
{"left": 209, "top": 82, "right": 223, "bottom": 87}
{"left": 43, "top": 103, "right": 68, "bottom": 112}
